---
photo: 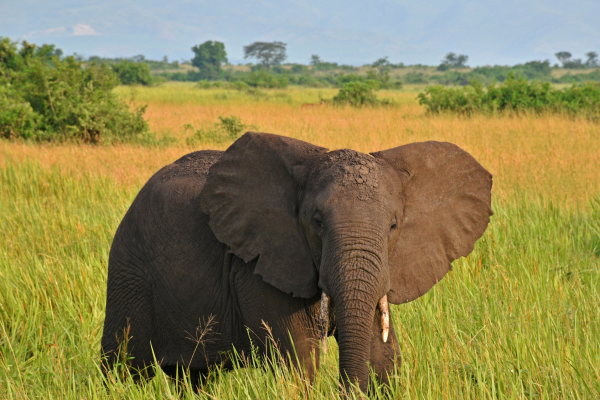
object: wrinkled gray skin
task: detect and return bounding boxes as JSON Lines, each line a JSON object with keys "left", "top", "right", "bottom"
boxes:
{"left": 101, "top": 132, "right": 492, "bottom": 393}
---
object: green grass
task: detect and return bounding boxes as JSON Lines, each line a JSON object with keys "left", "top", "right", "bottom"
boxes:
{"left": 114, "top": 83, "right": 408, "bottom": 107}
{"left": 1, "top": 161, "right": 599, "bottom": 399}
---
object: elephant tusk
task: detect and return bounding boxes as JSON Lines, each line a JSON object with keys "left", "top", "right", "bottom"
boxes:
{"left": 379, "top": 295, "right": 389, "bottom": 343}
{"left": 319, "top": 291, "right": 329, "bottom": 354}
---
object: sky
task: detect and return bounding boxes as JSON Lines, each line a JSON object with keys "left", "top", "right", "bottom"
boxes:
{"left": 1, "top": 0, "right": 599, "bottom": 66}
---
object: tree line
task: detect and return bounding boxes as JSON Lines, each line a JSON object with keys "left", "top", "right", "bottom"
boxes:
{"left": 2, "top": 35, "right": 600, "bottom": 89}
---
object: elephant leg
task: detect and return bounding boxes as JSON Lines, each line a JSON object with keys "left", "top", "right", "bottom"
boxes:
{"left": 368, "top": 306, "right": 401, "bottom": 387}
{"left": 101, "top": 263, "right": 154, "bottom": 382}
{"left": 232, "top": 265, "right": 321, "bottom": 381}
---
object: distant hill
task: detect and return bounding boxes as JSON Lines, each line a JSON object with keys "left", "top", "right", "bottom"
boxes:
{"left": 1, "top": 0, "right": 599, "bottom": 66}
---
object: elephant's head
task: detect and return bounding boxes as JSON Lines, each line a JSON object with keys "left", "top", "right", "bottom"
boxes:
{"left": 200, "top": 132, "right": 492, "bottom": 392}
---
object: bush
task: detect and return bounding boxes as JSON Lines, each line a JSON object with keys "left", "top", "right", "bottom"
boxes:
{"left": 186, "top": 115, "right": 254, "bottom": 145}
{"left": 111, "top": 60, "right": 153, "bottom": 85}
{"left": 240, "top": 69, "right": 288, "bottom": 88}
{"left": 418, "top": 73, "right": 600, "bottom": 119}
{"left": 0, "top": 37, "right": 148, "bottom": 142}
{"left": 333, "top": 81, "right": 381, "bottom": 107}
{"left": 0, "top": 83, "right": 38, "bottom": 139}
{"left": 216, "top": 115, "right": 248, "bottom": 138}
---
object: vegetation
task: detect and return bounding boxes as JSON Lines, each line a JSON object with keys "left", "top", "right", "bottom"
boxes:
{"left": 1, "top": 33, "right": 600, "bottom": 396}
{"left": 191, "top": 41, "right": 228, "bottom": 80}
{"left": 437, "top": 52, "right": 469, "bottom": 71}
{"left": 556, "top": 51, "right": 600, "bottom": 69}
{"left": 0, "top": 37, "right": 148, "bottom": 143}
{"left": 186, "top": 115, "right": 252, "bottom": 145}
{"left": 6, "top": 35, "right": 599, "bottom": 90}
{"left": 244, "top": 41, "right": 287, "bottom": 69}
{"left": 333, "top": 81, "right": 380, "bottom": 107}
{"left": 310, "top": 55, "right": 356, "bottom": 71}
{"left": 111, "top": 59, "right": 153, "bottom": 85}
{"left": 418, "top": 73, "right": 600, "bottom": 118}
{"left": 1, "top": 86, "right": 599, "bottom": 398}
{"left": 333, "top": 80, "right": 395, "bottom": 108}
{"left": 88, "top": 54, "right": 181, "bottom": 71}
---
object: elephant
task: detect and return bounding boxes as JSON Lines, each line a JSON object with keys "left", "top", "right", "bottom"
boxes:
{"left": 101, "top": 132, "right": 492, "bottom": 393}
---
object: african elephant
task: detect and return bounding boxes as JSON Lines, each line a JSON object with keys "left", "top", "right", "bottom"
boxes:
{"left": 101, "top": 132, "right": 492, "bottom": 393}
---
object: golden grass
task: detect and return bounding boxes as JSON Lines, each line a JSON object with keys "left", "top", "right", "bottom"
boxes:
{"left": 1, "top": 84, "right": 598, "bottom": 203}
{"left": 1, "top": 83, "right": 599, "bottom": 399}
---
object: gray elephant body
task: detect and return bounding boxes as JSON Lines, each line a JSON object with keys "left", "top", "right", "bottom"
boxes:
{"left": 101, "top": 133, "right": 492, "bottom": 392}
{"left": 102, "top": 150, "right": 326, "bottom": 383}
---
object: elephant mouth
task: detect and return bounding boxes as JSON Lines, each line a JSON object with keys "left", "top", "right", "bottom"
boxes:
{"left": 318, "top": 291, "right": 390, "bottom": 353}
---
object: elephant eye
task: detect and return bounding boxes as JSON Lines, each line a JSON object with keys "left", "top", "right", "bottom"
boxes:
{"left": 390, "top": 216, "right": 397, "bottom": 230}
{"left": 313, "top": 213, "right": 323, "bottom": 228}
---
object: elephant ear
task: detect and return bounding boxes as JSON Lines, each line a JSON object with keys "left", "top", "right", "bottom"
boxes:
{"left": 372, "top": 141, "right": 492, "bottom": 304}
{"left": 200, "top": 132, "right": 328, "bottom": 298}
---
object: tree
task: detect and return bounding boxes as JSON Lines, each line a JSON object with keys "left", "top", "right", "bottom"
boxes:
{"left": 555, "top": 51, "right": 572, "bottom": 65}
{"left": 556, "top": 51, "right": 585, "bottom": 69}
{"left": 455, "top": 54, "right": 469, "bottom": 67}
{"left": 243, "top": 42, "right": 286, "bottom": 69}
{"left": 112, "top": 60, "right": 153, "bottom": 85}
{"left": 585, "top": 51, "right": 599, "bottom": 68}
{"left": 437, "top": 52, "right": 469, "bottom": 70}
{"left": 310, "top": 54, "right": 321, "bottom": 66}
{"left": 372, "top": 57, "right": 390, "bottom": 68}
{"left": 191, "top": 41, "right": 227, "bottom": 80}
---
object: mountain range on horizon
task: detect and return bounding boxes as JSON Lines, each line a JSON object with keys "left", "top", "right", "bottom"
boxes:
{"left": 1, "top": 0, "right": 599, "bottom": 67}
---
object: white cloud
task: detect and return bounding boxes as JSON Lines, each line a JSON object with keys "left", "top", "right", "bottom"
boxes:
{"left": 25, "top": 27, "right": 67, "bottom": 38}
{"left": 72, "top": 24, "right": 100, "bottom": 36}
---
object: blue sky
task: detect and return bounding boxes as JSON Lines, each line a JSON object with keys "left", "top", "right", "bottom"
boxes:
{"left": 1, "top": 0, "right": 599, "bottom": 66}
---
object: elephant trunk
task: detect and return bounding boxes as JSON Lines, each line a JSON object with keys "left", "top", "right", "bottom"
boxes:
{"left": 334, "top": 285, "right": 375, "bottom": 393}
{"left": 328, "top": 254, "right": 387, "bottom": 393}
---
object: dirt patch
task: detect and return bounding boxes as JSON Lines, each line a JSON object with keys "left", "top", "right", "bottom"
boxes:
{"left": 319, "top": 149, "right": 384, "bottom": 201}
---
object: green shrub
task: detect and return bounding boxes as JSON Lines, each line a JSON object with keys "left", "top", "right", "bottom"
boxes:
{"left": 0, "top": 37, "right": 148, "bottom": 143}
{"left": 333, "top": 80, "right": 395, "bottom": 108}
{"left": 217, "top": 115, "right": 248, "bottom": 138}
{"left": 111, "top": 60, "right": 153, "bottom": 85}
{"left": 418, "top": 73, "right": 600, "bottom": 119}
{"left": 240, "top": 69, "right": 288, "bottom": 88}
{"left": 0, "top": 83, "right": 39, "bottom": 139}
{"left": 186, "top": 115, "right": 254, "bottom": 145}
{"left": 334, "top": 81, "right": 378, "bottom": 107}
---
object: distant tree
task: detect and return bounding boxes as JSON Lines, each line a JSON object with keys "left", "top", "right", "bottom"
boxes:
{"left": 455, "top": 54, "right": 469, "bottom": 67}
{"left": 291, "top": 64, "right": 307, "bottom": 73}
{"left": 437, "top": 52, "right": 469, "bottom": 70}
{"left": 556, "top": 51, "right": 584, "bottom": 69}
{"left": 191, "top": 41, "right": 227, "bottom": 80}
{"left": 555, "top": 51, "right": 572, "bottom": 65}
{"left": 310, "top": 54, "right": 321, "bottom": 66}
{"left": 372, "top": 57, "right": 390, "bottom": 68}
{"left": 243, "top": 41, "right": 287, "bottom": 69}
{"left": 34, "top": 44, "right": 63, "bottom": 64}
{"left": 112, "top": 60, "right": 153, "bottom": 85}
{"left": 585, "top": 51, "right": 599, "bottom": 68}
{"left": 131, "top": 54, "right": 146, "bottom": 63}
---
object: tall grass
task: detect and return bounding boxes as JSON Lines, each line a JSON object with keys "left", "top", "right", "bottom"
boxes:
{"left": 1, "top": 85, "right": 599, "bottom": 398}
{"left": 0, "top": 160, "right": 598, "bottom": 399}
{"left": 3, "top": 84, "right": 599, "bottom": 202}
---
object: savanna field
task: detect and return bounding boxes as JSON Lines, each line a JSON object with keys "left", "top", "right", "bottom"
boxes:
{"left": 1, "top": 83, "right": 599, "bottom": 399}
